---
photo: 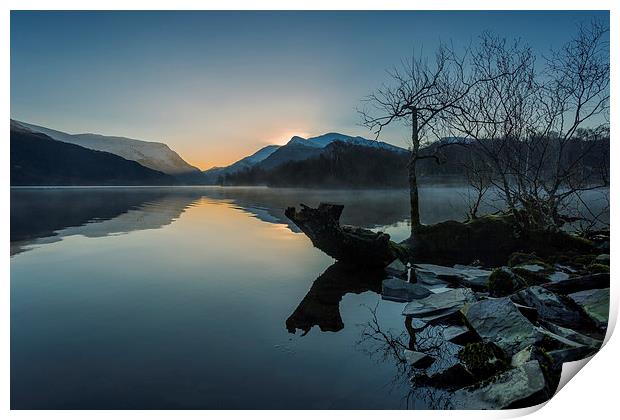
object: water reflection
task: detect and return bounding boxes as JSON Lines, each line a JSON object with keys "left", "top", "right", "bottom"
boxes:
{"left": 286, "top": 262, "right": 385, "bottom": 334}
{"left": 10, "top": 187, "right": 417, "bottom": 256}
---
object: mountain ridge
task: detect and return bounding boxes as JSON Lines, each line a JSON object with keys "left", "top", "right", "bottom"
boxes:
{"left": 12, "top": 120, "right": 203, "bottom": 179}
{"left": 11, "top": 124, "right": 176, "bottom": 186}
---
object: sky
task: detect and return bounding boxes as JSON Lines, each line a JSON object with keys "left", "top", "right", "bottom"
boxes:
{"left": 11, "top": 10, "right": 609, "bottom": 170}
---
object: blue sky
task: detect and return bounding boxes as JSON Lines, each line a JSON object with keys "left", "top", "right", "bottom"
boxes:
{"left": 11, "top": 10, "right": 609, "bottom": 168}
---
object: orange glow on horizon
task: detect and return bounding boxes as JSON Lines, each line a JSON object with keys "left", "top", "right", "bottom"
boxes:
{"left": 182, "top": 128, "right": 314, "bottom": 170}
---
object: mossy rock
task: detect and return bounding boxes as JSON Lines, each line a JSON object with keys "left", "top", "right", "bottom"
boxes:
{"left": 488, "top": 267, "right": 527, "bottom": 297}
{"left": 406, "top": 213, "right": 596, "bottom": 267}
{"left": 511, "top": 267, "right": 549, "bottom": 286}
{"left": 459, "top": 342, "right": 509, "bottom": 380}
{"left": 587, "top": 263, "right": 609, "bottom": 274}
{"left": 572, "top": 254, "right": 597, "bottom": 267}
{"left": 508, "top": 252, "right": 550, "bottom": 268}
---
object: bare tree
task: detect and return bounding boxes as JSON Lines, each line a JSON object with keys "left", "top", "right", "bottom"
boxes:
{"left": 359, "top": 45, "right": 474, "bottom": 234}
{"left": 449, "top": 21, "right": 609, "bottom": 231}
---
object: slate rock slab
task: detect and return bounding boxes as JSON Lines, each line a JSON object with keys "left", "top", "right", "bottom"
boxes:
{"left": 414, "top": 264, "right": 491, "bottom": 291}
{"left": 569, "top": 288, "right": 610, "bottom": 329}
{"left": 452, "top": 360, "right": 548, "bottom": 409}
{"left": 460, "top": 297, "right": 539, "bottom": 357}
{"left": 511, "top": 286, "right": 584, "bottom": 329}
{"left": 403, "top": 349, "right": 435, "bottom": 368}
{"left": 381, "top": 277, "right": 431, "bottom": 302}
{"left": 402, "top": 288, "right": 476, "bottom": 323}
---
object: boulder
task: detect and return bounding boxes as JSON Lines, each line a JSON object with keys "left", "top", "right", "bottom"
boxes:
{"left": 595, "top": 254, "right": 610, "bottom": 264}
{"left": 385, "top": 259, "right": 408, "bottom": 278}
{"left": 414, "top": 264, "right": 491, "bottom": 291}
{"left": 458, "top": 342, "right": 509, "bottom": 379}
{"left": 402, "top": 288, "right": 476, "bottom": 323}
{"left": 487, "top": 267, "right": 527, "bottom": 297}
{"left": 441, "top": 325, "right": 477, "bottom": 345}
{"left": 516, "top": 264, "right": 545, "bottom": 272}
{"left": 413, "top": 270, "right": 451, "bottom": 287}
{"left": 538, "top": 321, "right": 603, "bottom": 349}
{"left": 452, "top": 360, "right": 549, "bottom": 409}
{"left": 513, "top": 303, "right": 538, "bottom": 324}
{"left": 460, "top": 297, "right": 539, "bottom": 357}
{"left": 547, "top": 271, "right": 570, "bottom": 282}
{"left": 403, "top": 349, "right": 435, "bottom": 368}
{"left": 547, "top": 347, "right": 597, "bottom": 370}
{"left": 536, "top": 326, "right": 586, "bottom": 349}
{"left": 511, "top": 286, "right": 584, "bottom": 329}
{"left": 569, "top": 288, "right": 610, "bottom": 329}
{"left": 381, "top": 277, "right": 431, "bottom": 302}
{"left": 542, "top": 273, "right": 610, "bottom": 294}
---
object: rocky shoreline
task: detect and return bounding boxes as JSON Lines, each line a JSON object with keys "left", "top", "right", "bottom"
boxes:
{"left": 380, "top": 232, "right": 610, "bottom": 409}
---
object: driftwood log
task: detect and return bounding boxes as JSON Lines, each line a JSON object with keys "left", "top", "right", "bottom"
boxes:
{"left": 285, "top": 203, "right": 402, "bottom": 267}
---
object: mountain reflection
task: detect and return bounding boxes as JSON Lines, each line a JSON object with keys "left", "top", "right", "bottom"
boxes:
{"left": 10, "top": 188, "right": 203, "bottom": 255}
{"left": 10, "top": 187, "right": 413, "bottom": 256}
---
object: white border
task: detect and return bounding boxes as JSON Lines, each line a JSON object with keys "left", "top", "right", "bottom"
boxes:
{"left": 3, "top": 1, "right": 618, "bottom": 419}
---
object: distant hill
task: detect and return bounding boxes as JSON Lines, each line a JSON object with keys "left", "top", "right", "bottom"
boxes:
{"left": 220, "top": 136, "right": 609, "bottom": 188}
{"left": 11, "top": 125, "right": 176, "bottom": 186}
{"left": 12, "top": 120, "right": 205, "bottom": 183}
{"left": 203, "top": 145, "right": 279, "bottom": 183}
{"left": 222, "top": 141, "right": 410, "bottom": 188}
{"left": 203, "top": 132, "right": 408, "bottom": 183}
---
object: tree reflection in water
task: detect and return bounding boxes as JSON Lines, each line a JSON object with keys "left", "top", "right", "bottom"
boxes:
{"left": 287, "top": 261, "right": 472, "bottom": 409}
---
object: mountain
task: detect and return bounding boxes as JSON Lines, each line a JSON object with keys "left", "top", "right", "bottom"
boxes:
{"left": 203, "top": 145, "right": 279, "bottom": 183}
{"left": 11, "top": 124, "right": 176, "bottom": 186}
{"left": 203, "top": 132, "right": 407, "bottom": 183}
{"left": 288, "top": 132, "right": 406, "bottom": 153}
{"left": 222, "top": 141, "right": 409, "bottom": 188}
{"left": 12, "top": 120, "right": 204, "bottom": 182}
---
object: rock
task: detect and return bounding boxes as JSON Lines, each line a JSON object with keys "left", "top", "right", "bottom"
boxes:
{"left": 460, "top": 297, "right": 539, "bottom": 357}
{"left": 441, "top": 325, "right": 476, "bottom": 345}
{"left": 452, "top": 361, "right": 549, "bottom": 409}
{"left": 385, "top": 259, "right": 408, "bottom": 278}
{"left": 542, "top": 273, "right": 610, "bottom": 294}
{"left": 511, "top": 345, "right": 538, "bottom": 367}
{"left": 596, "top": 241, "right": 609, "bottom": 252}
{"left": 459, "top": 342, "right": 509, "bottom": 379}
{"left": 423, "top": 354, "right": 475, "bottom": 390}
{"left": 547, "top": 347, "right": 597, "bottom": 370}
{"left": 413, "top": 270, "right": 451, "bottom": 287}
{"left": 402, "top": 288, "right": 476, "bottom": 323}
{"left": 488, "top": 267, "right": 527, "bottom": 297}
{"left": 547, "top": 271, "right": 570, "bottom": 282}
{"left": 516, "top": 264, "right": 545, "bottom": 272}
{"left": 381, "top": 277, "right": 431, "bottom": 302}
{"left": 512, "top": 303, "right": 538, "bottom": 324}
{"left": 536, "top": 326, "right": 585, "bottom": 349}
{"left": 511, "top": 286, "right": 584, "bottom": 329}
{"left": 403, "top": 349, "right": 434, "bottom": 368}
{"left": 596, "top": 254, "right": 610, "bottom": 264}
{"left": 538, "top": 321, "right": 603, "bottom": 349}
{"left": 569, "top": 288, "right": 610, "bottom": 329}
{"left": 414, "top": 264, "right": 491, "bottom": 291}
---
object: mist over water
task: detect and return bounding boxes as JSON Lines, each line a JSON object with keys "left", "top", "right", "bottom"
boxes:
{"left": 10, "top": 186, "right": 609, "bottom": 409}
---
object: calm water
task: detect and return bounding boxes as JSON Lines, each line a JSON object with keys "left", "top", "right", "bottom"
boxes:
{"left": 10, "top": 186, "right": 609, "bottom": 409}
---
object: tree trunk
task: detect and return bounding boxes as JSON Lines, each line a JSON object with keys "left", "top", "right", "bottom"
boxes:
{"left": 409, "top": 107, "right": 421, "bottom": 234}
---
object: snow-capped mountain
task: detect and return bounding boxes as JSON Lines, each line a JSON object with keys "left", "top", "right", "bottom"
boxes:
{"left": 13, "top": 120, "right": 202, "bottom": 177}
{"left": 203, "top": 132, "right": 407, "bottom": 183}
{"left": 203, "top": 145, "right": 280, "bottom": 183}
{"left": 288, "top": 132, "right": 406, "bottom": 153}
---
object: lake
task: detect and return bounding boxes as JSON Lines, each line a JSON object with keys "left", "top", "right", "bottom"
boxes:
{"left": 10, "top": 186, "right": 609, "bottom": 409}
